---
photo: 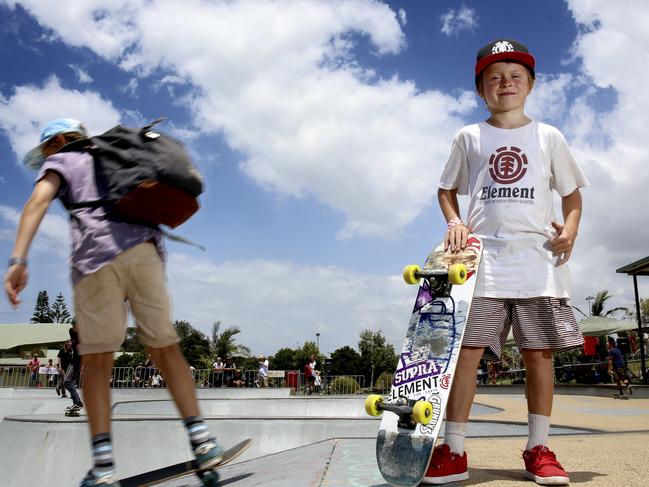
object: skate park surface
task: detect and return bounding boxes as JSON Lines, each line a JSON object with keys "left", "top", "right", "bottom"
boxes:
{"left": 0, "top": 386, "right": 648, "bottom": 486}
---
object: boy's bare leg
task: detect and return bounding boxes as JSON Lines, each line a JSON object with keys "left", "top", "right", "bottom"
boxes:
{"left": 521, "top": 348, "right": 553, "bottom": 416}
{"left": 82, "top": 352, "right": 115, "bottom": 436}
{"left": 148, "top": 343, "right": 200, "bottom": 418}
{"left": 446, "top": 346, "right": 485, "bottom": 422}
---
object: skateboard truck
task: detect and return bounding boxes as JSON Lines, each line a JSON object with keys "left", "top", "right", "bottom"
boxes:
{"left": 365, "top": 394, "right": 433, "bottom": 430}
{"left": 403, "top": 264, "right": 468, "bottom": 296}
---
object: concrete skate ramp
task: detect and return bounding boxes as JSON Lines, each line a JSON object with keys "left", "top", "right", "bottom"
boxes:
{"left": 0, "top": 387, "right": 291, "bottom": 421}
{"left": 0, "top": 394, "right": 590, "bottom": 487}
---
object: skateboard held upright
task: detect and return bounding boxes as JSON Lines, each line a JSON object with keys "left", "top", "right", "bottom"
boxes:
{"left": 367, "top": 236, "right": 482, "bottom": 487}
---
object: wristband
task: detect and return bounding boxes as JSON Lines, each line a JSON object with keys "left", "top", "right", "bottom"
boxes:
{"left": 447, "top": 217, "right": 464, "bottom": 229}
{"left": 8, "top": 257, "right": 28, "bottom": 267}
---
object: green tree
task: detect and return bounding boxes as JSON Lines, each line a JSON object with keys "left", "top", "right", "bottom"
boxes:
{"left": 210, "top": 321, "right": 250, "bottom": 359}
{"left": 294, "top": 341, "right": 324, "bottom": 373}
{"left": 574, "top": 290, "right": 629, "bottom": 318}
{"left": 358, "top": 329, "right": 398, "bottom": 387}
{"left": 329, "top": 345, "right": 362, "bottom": 376}
{"left": 270, "top": 347, "right": 299, "bottom": 370}
{"left": 121, "top": 326, "right": 146, "bottom": 354}
{"left": 31, "top": 290, "right": 51, "bottom": 323}
{"left": 114, "top": 352, "right": 146, "bottom": 369}
{"left": 49, "top": 292, "right": 72, "bottom": 323}
{"left": 642, "top": 298, "right": 649, "bottom": 326}
{"left": 174, "top": 320, "right": 211, "bottom": 368}
{"left": 624, "top": 297, "right": 649, "bottom": 326}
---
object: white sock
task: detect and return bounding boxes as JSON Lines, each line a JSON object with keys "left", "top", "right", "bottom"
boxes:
{"left": 443, "top": 421, "right": 467, "bottom": 455}
{"left": 526, "top": 413, "right": 550, "bottom": 450}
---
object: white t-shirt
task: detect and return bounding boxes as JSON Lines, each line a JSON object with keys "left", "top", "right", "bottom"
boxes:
{"left": 258, "top": 360, "right": 269, "bottom": 377}
{"left": 439, "top": 121, "right": 588, "bottom": 298}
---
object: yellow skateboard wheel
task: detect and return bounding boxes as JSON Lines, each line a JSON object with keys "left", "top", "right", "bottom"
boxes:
{"left": 448, "top": 263, "right": 467, "bottom": 285}
{"left": 403, "top": 265, "right": 421, "bottom": 285}
{"left": 412, "top": 400, "right": 433, "bottom": 425}
{"left": 365, "top": 394, "right": 384, "bottom": 417}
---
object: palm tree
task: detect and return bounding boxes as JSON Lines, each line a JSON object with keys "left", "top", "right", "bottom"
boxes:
{"left": 574, "top": 290, "right": 629, "bottom": 318}
{"left": 210, "top": 321, "right": 251, "bottom": 359}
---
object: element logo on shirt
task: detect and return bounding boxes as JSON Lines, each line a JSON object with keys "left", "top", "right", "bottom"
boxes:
{"left": 489, "top": 146, "right": 528, "bottom": 184}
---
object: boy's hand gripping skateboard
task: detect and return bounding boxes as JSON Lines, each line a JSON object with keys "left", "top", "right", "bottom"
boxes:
{"left": 120, "top": 438, "right": 252, "bottom": 487}
{"left": 366, "top": 236, "right": 482, "bottom": 486}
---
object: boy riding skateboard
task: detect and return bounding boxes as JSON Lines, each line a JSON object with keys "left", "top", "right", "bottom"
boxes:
{"left": 4, "top": 119, "right": 224, "bottom": 486}
{"left": 424, "top": 39, "right": 588, "bottom": 485}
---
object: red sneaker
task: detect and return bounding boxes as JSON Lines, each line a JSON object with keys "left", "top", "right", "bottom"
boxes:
{"left": 421, "top": 444, "right": 469, "bottom": 484}
{"left": 523, "top": 445, "right": 569, "bottom": 485}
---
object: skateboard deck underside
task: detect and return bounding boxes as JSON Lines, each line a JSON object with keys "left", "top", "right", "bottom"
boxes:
{"left": 377, "top": 237, "right": 481, "bottom": 487}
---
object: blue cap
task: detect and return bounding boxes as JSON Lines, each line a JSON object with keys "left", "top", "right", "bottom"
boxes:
{"left": 23, "top": 118, "right": 87, "bottom": 169}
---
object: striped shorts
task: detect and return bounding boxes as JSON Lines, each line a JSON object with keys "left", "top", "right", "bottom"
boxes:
{"left": 462, "top": 297, "right": 584, "bottom": 360}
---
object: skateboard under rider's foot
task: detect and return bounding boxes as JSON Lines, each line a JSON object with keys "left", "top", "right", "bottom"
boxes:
{"left": 366, "top": 236, "right": 482, "bottom": 486}
{"left": 120, "top": 438, "right": 252, "bottom": 487}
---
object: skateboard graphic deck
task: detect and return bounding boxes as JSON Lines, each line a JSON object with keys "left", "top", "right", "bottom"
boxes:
{"left": 120, "top": 438, "right": 252, "bottom": 487}
{"left": 369, "top": 236, "right": 482, "bottom": 487}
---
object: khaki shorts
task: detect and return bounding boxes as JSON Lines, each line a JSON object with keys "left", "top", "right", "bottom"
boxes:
{"left": 462, "top": 296, "right": 584, "bottom": 360}
{"left": 74, "top": 242, "right": 179, "bottom": 355}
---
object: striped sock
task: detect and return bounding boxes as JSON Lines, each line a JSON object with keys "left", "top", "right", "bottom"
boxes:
{"left": 91, "top": 433, "right": 115, "bottom": 479}
{"left": 526, "top": 413, "right": 550, "bottom": 450}
{"left": 443, "top": 421, "right": 467, "bottom": 455}
{"left": 183, "top": 416, "right": 212, "bottom": 451}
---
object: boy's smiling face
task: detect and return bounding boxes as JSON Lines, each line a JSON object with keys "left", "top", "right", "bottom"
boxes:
{"left": 477, "top": 61, "right": 534, "bottom": 113}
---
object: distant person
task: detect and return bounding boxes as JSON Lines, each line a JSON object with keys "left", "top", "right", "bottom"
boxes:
{"left": 45, "top": 359, "right": 58, "bottom": 387}
{"left": 223, "top": 357, "right": 235, "bottom": 387}
{"left": 27, "top": 354, "right": 40, "bottom": 387}
{"left": 63, "top": 322, "right": 84, "bottom": 412}
{"left": 56, "top": 340, "right": 73, "bottom": 398}
{"left": 257, "top": 355, "right": 269, "bottom": 388}
{"left": 313, "top": 369, "right": 322, "bottom": 394}
{"left": 305, "top": 354, "right": 317, "bottom": 394}
{"left": 212, "top": 357, "right": 225, "bottom": 387}
{"left": 150, "top": 371, "right": 163, "bottom": 388}
{"left": 607, "top": 337, "right": 632, "bottom": 397}
{"left": 3, "top": 118, "right": 225, "bottom": 486}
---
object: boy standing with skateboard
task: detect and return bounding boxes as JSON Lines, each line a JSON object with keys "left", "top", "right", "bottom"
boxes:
{"left": 4, "top": 119, "right": 224, "bottom": 486}
{"left": 426, "top": 40, "right": 588, "bottom": 485}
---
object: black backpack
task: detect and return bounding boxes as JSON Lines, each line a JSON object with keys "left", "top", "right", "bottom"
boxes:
{"left": 60, "top": 118, "right": 203, "bottom": 229}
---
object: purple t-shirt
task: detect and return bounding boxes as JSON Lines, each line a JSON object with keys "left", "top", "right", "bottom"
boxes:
{"left": 37, "top": 151, "right": 165, "bottom": 285}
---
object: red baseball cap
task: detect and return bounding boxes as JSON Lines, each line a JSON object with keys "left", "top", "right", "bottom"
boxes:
{"left": 475, "top": 39, "right": 535, "bottom": 85}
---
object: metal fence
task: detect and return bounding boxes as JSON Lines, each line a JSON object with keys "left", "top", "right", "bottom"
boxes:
{"left": 2, "top": 360, "right": 644, "bottom": 391}
{"left": 474, "top": 359, "right": 646, "bottom": 386}
{"left": 0, "top": 365, "right": 372, "bottom": 395}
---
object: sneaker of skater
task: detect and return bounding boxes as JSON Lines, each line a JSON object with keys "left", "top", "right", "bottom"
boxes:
{"left": 423, "top": 38, "right": 587, "bottom": 485}
{"left": 4, "top": 119, "right": 224, "bottom": 487}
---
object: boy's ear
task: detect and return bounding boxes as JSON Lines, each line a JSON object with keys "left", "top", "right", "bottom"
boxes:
{"left": 527, "top": 74, "right": 535, "bottom": 94}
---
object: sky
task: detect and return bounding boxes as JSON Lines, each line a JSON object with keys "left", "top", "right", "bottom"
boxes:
{"left": 0, "top": 0, "right": 647, "bottom": 358}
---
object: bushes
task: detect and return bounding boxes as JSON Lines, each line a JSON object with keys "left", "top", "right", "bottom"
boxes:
{"left": 329, "top": 376, "right": 360, "bottom": 394}
{"left": 374, "top": 371, "right": 393, "bottom": 392}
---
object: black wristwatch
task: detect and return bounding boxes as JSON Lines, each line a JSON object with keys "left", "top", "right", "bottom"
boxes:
{"left": 8, "top": 257, "right": 28, "bottom": 267}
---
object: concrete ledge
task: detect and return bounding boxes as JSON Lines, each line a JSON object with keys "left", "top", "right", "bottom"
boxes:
{"left": 477, "top": 383, "right": 649, "bottom": 398}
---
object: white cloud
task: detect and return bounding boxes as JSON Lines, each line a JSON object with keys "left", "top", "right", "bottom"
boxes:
{"left": 67, "top": 64, "right": 93, "bottom": 84}
{"left": 0, "top": 205, "right": 69, "bottom": 258}
{"left": 440, "top": 4, "right": 479, "bottom": 36}
{"left": 398, "top": 8, "right": 407, "bottom": 26}
{"left": 3, "top": 0, "right": 475, "bottom": 238}
{"left": 167, "top": 253, "right": 414, "bottom": 355}
{"left": 525, "top": 73, "right": 575, "bottom": 123}
{"left": 560, "top": 0, "right": 649, "bottom": 308}
{"left": 0, "top": 76, "right": 121, "bottom": 164}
